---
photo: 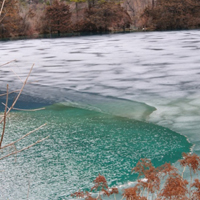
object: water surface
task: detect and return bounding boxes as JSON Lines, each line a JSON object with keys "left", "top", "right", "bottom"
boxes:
{"left": 1, "top": 30, "right": 200, "bottom": 199}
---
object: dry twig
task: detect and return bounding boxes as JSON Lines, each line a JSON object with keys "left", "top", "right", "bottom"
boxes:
{"left": 0, "top": 89, "right": 20, "bottom": 97}
{"left": 0, "top": 64, "right": 34, "bottom": 125}
{"left": 1, "top": 123, "right": 47, "bottom": 149}
{"left": 1, "top": 102, "right": 45, "bottom": 112}
{"left": 11, "top": 69, "right": 24, "bottom": 83}
{"left": 0, "top": 60, "right": 16, "bottom": 67}
{"left": 0, "top": 62, "right": 48, "bottom": 159}
{"left": 0, "top": 61, "right": 49, "bottom": 200}
{"left": 10, "top": 69, "right": 38, "bottom": 84}
{"left": 0, "top": 0, "right": 6, "bottom": 17}
{"left": 0, "top": 84, "right": 8, "bottom": 148}
{"left": 0, "top": 135, "right": 49, "bottom": 161}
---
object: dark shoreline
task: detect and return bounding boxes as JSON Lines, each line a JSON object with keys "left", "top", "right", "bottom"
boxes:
{"left": 1, "top": 28, "right": 200, "bottom": 42}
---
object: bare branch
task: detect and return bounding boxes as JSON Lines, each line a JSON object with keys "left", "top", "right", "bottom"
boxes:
{"left": 126, "top": 0, "right": 135, "bottom": 15}
{"left": 1, "top": 123, "right": 47, "bottom": 149}
{"left": 10, "top": 69, "right": 39, "bottom": 84}
{"left": 0, "top": 89, "right": 20, "bottom": 97}
{"left": 27, "top": 80, "right": 39, "bottom": 84}
{"left": 0, "top": 135, "right": 49, "bottom": 161}
{"left": 0, "top": 64, "right": 34, "bottom": 125}
{"left": 0, "top": 60, "right": 16, "bottom": 67}
{"left": 0, "top": 84, "right": 9, "bottom": 148}
{"left": 0, "top": 0, "right": 6, "bottom": 17}
{"left": 11, "top": 69, "right": 24, "bottom": 83}
{"left": 1, "top": 102, "right": 45, "bottom": 112}
{"left": 0, "top": 81, "right": 38, "bottom": 98}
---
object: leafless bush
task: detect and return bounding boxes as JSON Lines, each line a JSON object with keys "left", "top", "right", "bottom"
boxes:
{"left": 0, "top": 61, "right": 49, "bottom": 161}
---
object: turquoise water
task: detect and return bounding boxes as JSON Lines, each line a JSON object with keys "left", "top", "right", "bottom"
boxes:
{"left": 0, "top": 102, "right": 191, "bottom": 199}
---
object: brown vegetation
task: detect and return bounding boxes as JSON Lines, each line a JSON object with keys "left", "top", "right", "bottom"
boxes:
{"left": 71, "top": 153, "right": 200, "bottom": 200}
{"left": 1, "top": 0, "right": 200, "bottom": 38}
{"left": 0, "top": 0, "right": 133, "bottom": 38}
{"left": 141, "top": 0, "right": 200, "bottom": 30}
{"left": 71, "top": 173, "right": 119, "bottom": 199}
{"left": 75, "top": 1, "right": 131, "bottom": 32}
{"left": 41, "top": 0, "right": 72, "bottom": 35}
{"left": 0, "top": 0, "right": 22, "bottom": 38}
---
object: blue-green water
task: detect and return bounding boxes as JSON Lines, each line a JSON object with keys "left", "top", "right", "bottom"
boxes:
{"left": 0, "top": 101, "right": 191, "bottom": 199}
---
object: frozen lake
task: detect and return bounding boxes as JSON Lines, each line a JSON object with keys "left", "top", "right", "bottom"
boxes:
{"left": 0, "top": 30, "right": 200, "bottom": 199}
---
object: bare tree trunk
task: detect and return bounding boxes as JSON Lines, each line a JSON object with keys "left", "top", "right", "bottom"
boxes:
{"left": 126, "top": 0, "right": 135, "bottom": 16}
{"left": 87, "top": 0, "right": 93, "bottom": 9}
{"left": 76, "top": 2, "right": 78, "bottom": 21}
{"left": 0, "top": 0, "right": 6, "bottom": 17}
